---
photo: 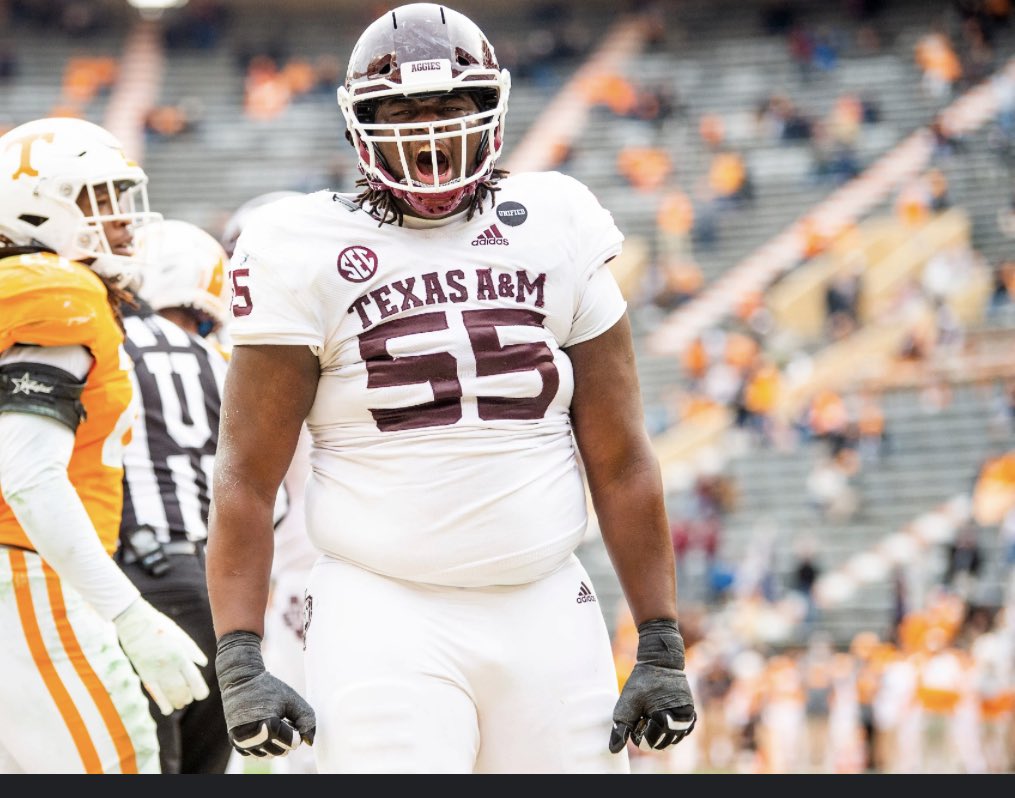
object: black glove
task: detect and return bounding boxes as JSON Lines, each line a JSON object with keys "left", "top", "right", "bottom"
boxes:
{"left": 609, "top": 618, "right": 696, "bottom": 754}
{"left": 216, "top": 630, "right": 316, "bottom": 758}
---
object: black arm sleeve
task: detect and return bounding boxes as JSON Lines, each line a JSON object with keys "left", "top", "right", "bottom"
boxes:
{"left": 0, "top": 363, "right": 87, "bottom": 432}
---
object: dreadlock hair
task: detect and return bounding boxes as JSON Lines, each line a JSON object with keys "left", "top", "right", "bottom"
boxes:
{"left": 97, "top": 273, "right": 139, "bottom": 333}
{"left": 355, "top": 168, "right": 510, "bottom": 227}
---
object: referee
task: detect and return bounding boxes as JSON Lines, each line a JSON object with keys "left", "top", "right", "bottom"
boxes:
{"left": 115, "top": 220, "right": 281, "bottom": 773}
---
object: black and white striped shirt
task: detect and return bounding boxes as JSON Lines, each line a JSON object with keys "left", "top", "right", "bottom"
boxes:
{"left": 119, "top": 305, "right": 228, "bottom": 548}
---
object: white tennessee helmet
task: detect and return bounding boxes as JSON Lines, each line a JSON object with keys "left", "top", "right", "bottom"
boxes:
{"left": 219, "top": 190, "right": 302, "bottom": 258}
{"left": 134, "top": 219, "right": 230, "bottom": 336}
{"left": 337, "top": 3, "right": 511, "bottom": 217}
{"left": 0, "top": 117, "right": 161, "bottom": 286}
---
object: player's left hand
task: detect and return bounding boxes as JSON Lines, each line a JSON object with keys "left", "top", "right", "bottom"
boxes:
{"left": 609, "top": 618, "right": 696, "bottom": 754}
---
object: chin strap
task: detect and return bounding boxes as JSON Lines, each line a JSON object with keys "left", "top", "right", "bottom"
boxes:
{"left": 400, "top": 185, "right": 473, "bottom": 218}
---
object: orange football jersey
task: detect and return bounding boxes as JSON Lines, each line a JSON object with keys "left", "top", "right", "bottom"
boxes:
{"left": 0, "top": 253, "right": 136, "bottom": 554}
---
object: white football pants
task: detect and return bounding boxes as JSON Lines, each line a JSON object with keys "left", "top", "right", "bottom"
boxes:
{"left": 304, "top": 553, "right": 629, "bottom": 774}
{"left": 262, "top": 566, "right": 318, "bottom": 773}
{"left": 0, "top": 547, "right": 159, "bottom": 773}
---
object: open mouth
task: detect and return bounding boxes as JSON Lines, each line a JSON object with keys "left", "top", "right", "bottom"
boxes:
{"left": 414, "top": 147, "right": 454, "bottom": 183}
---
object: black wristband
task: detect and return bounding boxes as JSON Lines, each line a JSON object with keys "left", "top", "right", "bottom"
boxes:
{"left": 635, "top": 618, "right": 685, "bottom": 670}
{"left": 215, "top": 631, "right": 266, "bottom": 685}
{"left": 216, "top": 629, "right": 262, "bottom": 652}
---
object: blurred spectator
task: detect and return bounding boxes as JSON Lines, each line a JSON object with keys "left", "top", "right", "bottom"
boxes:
{"left": 855, "top": 391, "right": 889, "bottom": 464}
{"left": 810, "top": 128, "right": 862, "bottom": 185}
{"left": 790, "top": 536, "right": 822, "bottom": 636}
{"left": 695, "top": 652, "right": 736, "bottom": 771}
{"left": 655, "top": 187, "right": 695, "bottom": 264}
{"left": 942, "top": 520, "right": 984, "bottom": 600}
{"left": 1001, "top": 504, "right": 1015, "bottom": 568}
{"left": 895, "top": 177, "right": 933, "bottom": 227}
{"left": 913, "top": 625, "right": 968, "bottom": 773}
{"left": 586, "top": 72, "right": 639, "bottom": 117}
{"left": 927, "top": 169, "right": 952, "bottom": 213}
{"left": 682, "top": 336, "right": 710, "bottom": 385}
{"left": 988, "top": 379, "right": 1015, "bottom": 441}
{"left": 738, "top": 361, "right": 781, "bottom": 445}
{"left": 959, "top": 13, "right": 996, "bottom": 84}
{"left": 808, "top": 389, "right": 852, "bottom": 455}
{"left": 972, "top": 449, "right": 1015, "bottom": 527}
{"left": 698, "top": 112, "right": 726, "bottom": 151}
{"left": 62, "top": 56, "right": 117, "bottom": 106}
{"left": 811, "top": 26, "right": 842, "bottom": 73}
{"left": 829, "top": 93, "right": 863, "bottom": 147}
{"left": 653, "top": 258, "right": 704, "bottom": 311}
{"left": 787, "top": 23, "right": 815, "bottom": 82}
{"left": 824, "top": 261, "right": 863, "bottom": 340}
{"left": 164, "top": 0, "right": 230, "bottom": 50}
{"left": 59, "top": 0, "right": 102, "bottom": 37}
{"left": 860, "top": 93, "right": 882, "bottom": 124}
{"left": 632, "top": 83, "right": 679, "bottom": 132}
{"left": 0, "top": 43, "right": 19, "bottom": 81}
{"left": 312, "top": 55, "right": 343, "bottom": 96}
{"left": 915, "top": 31, "right": 963, "bottom": 100}
{"left": 931, "top": 297, "right": 965, "bottom": 355}
{"left": 708, "top": 150, "right": 753, "bottom": 208}
{"left": 929, "top": 116, "right": 963, "bottom": 160}
{"left": 806, "top": 450, "right": 859, "bottom": 522}
{"left": 281, "top": 58, "right": 318, "bottom": 99}
{"left": 733, "top": 522, "right": 778, "bottom": 603}
{"left": 244, "top": 55, "right": 291, "bottom": 121}
{"left": 144, "top": 102, "right": 201, "bottom": 140}
{"left": 969, "top": 607, "right": 1015, "bottom": 773}
{"left": 756, "top": 93, "right": 813, "bottom": 143}
{"left": 802, "top": 634, "right": 837, "bottom": 771}
{"left": 921, "top": 243, "right": 974, "bottom": 304}
{"left": 616, "top": 145, "right": 672, "bottom": 192}
{"left": 988, "top": 259, "right": 1015, "bottom": 315}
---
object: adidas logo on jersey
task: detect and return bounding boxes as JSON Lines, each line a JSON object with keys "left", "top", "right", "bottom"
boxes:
{"left": 472, "top": 224, "right": 509, "bottom": 246}
{"left": 576, "top": 582, "right": 597, "bottom": 604}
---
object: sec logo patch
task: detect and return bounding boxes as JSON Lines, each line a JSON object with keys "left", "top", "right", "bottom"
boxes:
{"left": 337, "top": 245, "right": 378, "bottom": 282}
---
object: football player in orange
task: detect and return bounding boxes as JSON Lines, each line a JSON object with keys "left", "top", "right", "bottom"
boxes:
{"left": 0, "top": 118, "right": 209, "bottom": 773}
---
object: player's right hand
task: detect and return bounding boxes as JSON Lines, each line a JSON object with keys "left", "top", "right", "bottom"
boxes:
{"left": 114, "top": 597, "right": 211, "bottom": 716}
{"left": 216, "top": 630, "right": 316, "bottom": 758}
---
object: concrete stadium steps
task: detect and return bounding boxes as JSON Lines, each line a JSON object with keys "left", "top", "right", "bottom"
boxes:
{"left": 0, "top": 22, "right": 126, "bottom": 125}
{"left": 674, "top": 378, "right": 1012, "bottom": 644}
{"left": 577, "top": 0, "right": 1015, "bottom": 638}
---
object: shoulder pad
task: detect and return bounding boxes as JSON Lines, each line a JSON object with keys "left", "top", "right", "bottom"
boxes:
{"left": 0, "top": 254, "right": 117, "bottom": 351}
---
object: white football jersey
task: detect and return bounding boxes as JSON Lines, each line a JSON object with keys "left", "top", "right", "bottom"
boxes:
{"left": 228, "top": 171, "right": 626, "bottom": 587}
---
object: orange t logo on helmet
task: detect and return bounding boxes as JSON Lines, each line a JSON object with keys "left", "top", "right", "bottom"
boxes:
{"left": 8, "top": 131, "right": 55, "bottom": 180}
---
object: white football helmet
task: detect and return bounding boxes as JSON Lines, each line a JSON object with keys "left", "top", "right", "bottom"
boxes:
{"left": 0, "top": 117, "right": 160, "bottom": 285}
{"left": 134, "top": 219, "right": 229, "bottom": 334}
{"left": 219, "top": 190, "right": 302, "bottom": 258}
{"left": 337, "top": 3, "right": 510, "bottom": 216}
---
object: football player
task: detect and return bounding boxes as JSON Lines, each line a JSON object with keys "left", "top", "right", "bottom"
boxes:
{"left": 207, "top": 3, "right": 695, "bottom": 773}
{"left": 0, "top": 119, "right": 209, "bottom": 774}
{"left": 115, "top": 219, "right": 234, "bottom": 773}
